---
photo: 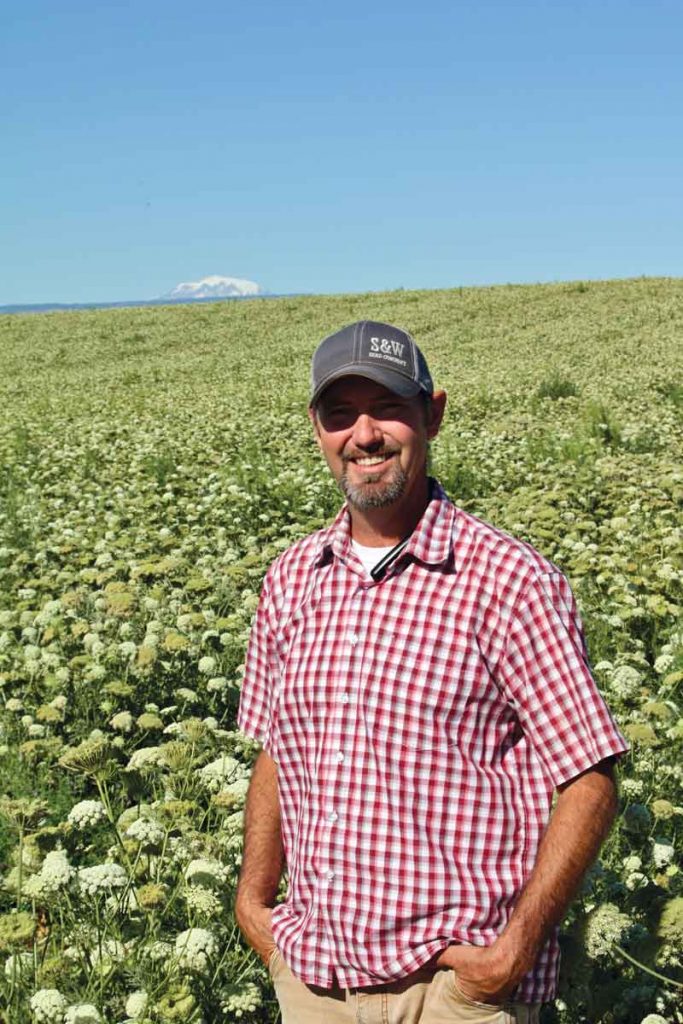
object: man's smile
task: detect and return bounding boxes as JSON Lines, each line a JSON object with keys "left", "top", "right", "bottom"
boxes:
{"left": 343, "top": 450, "right": 399, "bottom": 472}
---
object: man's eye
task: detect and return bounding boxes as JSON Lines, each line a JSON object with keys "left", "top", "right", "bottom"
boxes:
{"left": 320, "top": 407, "right": 354, "bottom": 428}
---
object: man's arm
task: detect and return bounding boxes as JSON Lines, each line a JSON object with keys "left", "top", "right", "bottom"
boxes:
{"left": 438, "top": 758, "right": 619, "bottom": 1002}
{"left": 234, "top": 749, "right": 285, "bottom": 965}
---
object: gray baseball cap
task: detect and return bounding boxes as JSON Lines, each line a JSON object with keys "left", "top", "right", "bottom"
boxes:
{"left": 310, "top": 320, "right": 433, "bottom": 406}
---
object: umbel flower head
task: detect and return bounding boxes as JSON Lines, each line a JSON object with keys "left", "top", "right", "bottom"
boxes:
{"left": 184, "top": 857, "right": 228, "bottom": 889}
{"left": 160, "top": 740, "right": 194, "bottom": 772}
{"left": 221, "top": 980, "right": 262, "bottom": 1018}
{"left": 157, "top": 983, "right": 197, "bottom": 1020}
{"left": 125, "top": 990, "right": 149, "bottom": 1019}
{"left": 4, "top": 951, "right": 33, "bottom": 979}
{"left": 64, "top": 1004, "right": 102, "bottom": 1024}
{"left": 0, "top": 910, "right": 35, "bottom": 951}
{"left": 185, "top": 885, "right": 222, "bottom": 918}
{"left": 584, "top": 903, "right": 631, "bottom": 960}
{"left": 657, "top": 895, "right": 683, "bottom": 946}
{"left": 77, "top": 862, "right": 128, "bottom": 897}
{"left": 174, "top": 927, "right": 217, "bottom": 972}
{"left": 137, "top": 881, "right": 169, "bottom": 911}
{"left": 27, "top": 848, "right": 74, "bottom": 898}
{"left": 0, "top": 796, "right": 48, "bottom": 827}
{"left": 59, "top": 738, "right": 112, "bottom": 776}
{"left": 67, "top": 800, "right": 107, "bottom": 829}
{"left": 29, "top": 988, "right": 68, "bottom": 1023}
{"left": 125, "top": 817, "right": 165, "bottom": 850}
{"left": 197, "top": 754, "right": 246, "bottom": 793}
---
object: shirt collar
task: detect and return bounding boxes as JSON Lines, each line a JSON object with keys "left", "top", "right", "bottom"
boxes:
{"left": 312, "top": 478, "right": 455, "bottom": 572}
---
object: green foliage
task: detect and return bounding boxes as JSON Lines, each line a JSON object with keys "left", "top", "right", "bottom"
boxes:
{"left": 0, "top": 277, "right": 682, "bottom": 1022}
{"left": 536, "top": 371, "right": 580, "bottom": 400}
{"left": 583, "top": 400, "right": 623, "bottom": 447}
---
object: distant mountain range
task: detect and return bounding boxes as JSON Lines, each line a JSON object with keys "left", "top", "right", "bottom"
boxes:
{"left": 0, "top": 275, "right": 270, "bottom": 315}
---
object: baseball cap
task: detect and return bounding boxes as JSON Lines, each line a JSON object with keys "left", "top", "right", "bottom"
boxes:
{"left": 310, "top": 320, "right": 433, "bottom": 406}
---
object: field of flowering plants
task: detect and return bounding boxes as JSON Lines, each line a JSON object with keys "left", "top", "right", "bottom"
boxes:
{"left": 0, "top": 277, "right": 682, "bottom": 1024}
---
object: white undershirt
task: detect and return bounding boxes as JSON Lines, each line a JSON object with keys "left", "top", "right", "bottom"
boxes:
{"left": 351, "top": 539, "right": 395, "bottom": 578}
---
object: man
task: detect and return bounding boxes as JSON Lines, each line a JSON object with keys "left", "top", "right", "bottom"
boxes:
{"left": 236, "top": 320, "right": 628, "bottom": 1023}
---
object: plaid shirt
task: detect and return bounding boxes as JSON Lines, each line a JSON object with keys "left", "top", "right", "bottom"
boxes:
{"left": 238, "top": 481, "right": 628, "bottom": 1002}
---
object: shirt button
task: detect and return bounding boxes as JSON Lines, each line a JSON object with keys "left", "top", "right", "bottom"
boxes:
{"left": 340, "top": 693, "right": 350, "bottom": 704}
{"left": 348, "top": 632, "right": 359, "bottom": 646}
{"left": 327, "top": 811, "right": 338, "bottom": 823}
{"left": 336, "top": 751, "right": 345, "bottom": 763}
{"left": 327, "top": 870, "right": 335, "bottom": 881}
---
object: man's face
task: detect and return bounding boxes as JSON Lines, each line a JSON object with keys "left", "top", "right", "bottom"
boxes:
{"left": 309, "top": 376, "right": 445, "bottom": 511}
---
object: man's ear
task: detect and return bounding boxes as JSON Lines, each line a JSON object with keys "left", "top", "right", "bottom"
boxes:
{"left": 308, "top": 406, "right": 323, "bottom": 450}
{"left": 426, "top": 390, "right": 447, "bottom": 440}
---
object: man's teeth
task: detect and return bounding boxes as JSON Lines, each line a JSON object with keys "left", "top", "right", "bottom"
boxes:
{"left": 355, "top": 455, "right": 390, "bottom": 466}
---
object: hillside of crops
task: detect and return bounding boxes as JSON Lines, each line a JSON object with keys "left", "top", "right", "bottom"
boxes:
{"left": 0, "top": 277, "right": 682, "bottom": 1024}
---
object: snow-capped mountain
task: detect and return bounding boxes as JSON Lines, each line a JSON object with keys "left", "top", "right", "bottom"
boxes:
{"left": 162, "top": 275, "right": 263, "bottom": 300}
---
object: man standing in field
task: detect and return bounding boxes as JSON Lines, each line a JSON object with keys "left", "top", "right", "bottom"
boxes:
{"left": 235, "top": 321, "right": 628, "bottom": 1022}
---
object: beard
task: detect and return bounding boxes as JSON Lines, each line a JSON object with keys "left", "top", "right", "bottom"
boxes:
{"left": 339, "top": 460, "right": 408, "bottom": 510}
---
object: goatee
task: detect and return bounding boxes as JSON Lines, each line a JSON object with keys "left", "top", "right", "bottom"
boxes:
{"left": 339, "top": 464, "right": 408, "bottom": 510}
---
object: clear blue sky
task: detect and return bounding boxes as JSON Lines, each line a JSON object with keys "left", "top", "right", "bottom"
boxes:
{"left": 3, "top": 0, "right": 682, "bottom": 304}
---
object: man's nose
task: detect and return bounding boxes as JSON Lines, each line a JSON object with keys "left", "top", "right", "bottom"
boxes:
{"left": 351, "top": 413, "right": 383, "bottom": 448}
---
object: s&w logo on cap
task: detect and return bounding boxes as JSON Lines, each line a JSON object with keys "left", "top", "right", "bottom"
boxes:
{"left": 370, "top": 336, "right": 406, "bottom": 360}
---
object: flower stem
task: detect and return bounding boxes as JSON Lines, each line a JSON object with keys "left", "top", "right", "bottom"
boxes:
{"left": 613, "top": 944, "right": 683, "bottom": 989}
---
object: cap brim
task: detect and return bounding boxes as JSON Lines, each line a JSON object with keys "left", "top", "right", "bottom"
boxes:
{"left": 310, "top": 366, "right": 422, "bottom": 406}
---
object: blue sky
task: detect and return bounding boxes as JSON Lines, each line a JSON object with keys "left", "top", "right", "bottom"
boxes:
{"left": 3, "top": 0, "right": 682, "bottom": 304}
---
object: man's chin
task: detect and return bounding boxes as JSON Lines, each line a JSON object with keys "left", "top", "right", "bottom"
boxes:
{"left": 340, "top": 469, "right": 407, "bottom": 511}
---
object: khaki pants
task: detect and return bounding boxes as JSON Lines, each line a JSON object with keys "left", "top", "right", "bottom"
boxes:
{"left": 269, "top": 949, "right": 541, "bottom": 1024}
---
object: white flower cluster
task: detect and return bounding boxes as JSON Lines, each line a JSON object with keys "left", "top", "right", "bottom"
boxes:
{"left": 652, "top": 838, "right": 675, "bottom": 868}
{"left": 64, "top": 1004, "right": 102, "bottom": 1024}
{"left": 185, "top": 885, "right": 223, "bottom": 917}
{"left": 584, "top": 903, "right": 631, "bottom": 960}
{"left": 207, "top": 675, "right": 228, "bottom": 693}
{"left": 140, "top": 939, "right": 173, "bottom": 963}
{"left": 118, "top": 640, "right": 137, "bottom": 661}
{"left": 110, "top": 710, "right": 134, "bottom": 733}
{"left": 126, "top": 745, "right": 164, "bottom": 771}
{"left": 184, "top": 857, "right": 228, "bottom": 889}
{"left": 78, "top": 862, "right": 128, "bottom": 896}
{"left": 25, "top": 849, "right": 74, "bottom": 898}
{"left": 29, "top": 989, "right": 68, "bottom": 1022}
{"left": 218, "top": 776, "right": 250, "bottom": 809}
{"left": 174, "top": 927, "right": 217, "bottom": 972}
{"left": 88, "top": 938, "right": 127, "bottom": 965}
{"left": 67, "top": 799, "right": 107, "bottom": 829}
{"left": 621, "top": 777, "right": 645, "bottom": 799}
{"left": 125, "top": 990, "right": 149, "bottom": 1019}
{"left": 220, "top": 981, "right": 262, "bottom": 1018}
{"left": 196, "top": 755, "right": 247, "bottom": 793}
{"left": 609, "top": 664, "right": 643, "bottom": 700}
{"left": 125, "top": 817, "right": 165, "bottom": 848}
{"left": 4, "top": 951, "right": 33, "bottom": 979}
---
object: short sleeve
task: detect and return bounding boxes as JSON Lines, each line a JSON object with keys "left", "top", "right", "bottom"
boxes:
{"left": 237, "top": 573, "right": 277, "bottom": 757}
{"left": 497, "top": 570, "right": 629, "bottom": 787}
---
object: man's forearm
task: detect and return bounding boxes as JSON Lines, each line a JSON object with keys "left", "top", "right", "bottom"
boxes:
{"left": 236, "top": 749, "right": 284, "bottom": 907}
{"left": 497, "top": 758, "right": 619, "bottom": 976}
{"left": 442, "top": 758, "right": 619, "bottom": 1000}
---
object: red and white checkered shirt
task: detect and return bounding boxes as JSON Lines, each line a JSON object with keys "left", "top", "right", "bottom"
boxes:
{"left": 238, "top": 481, "right": 628, "bottom": 1002}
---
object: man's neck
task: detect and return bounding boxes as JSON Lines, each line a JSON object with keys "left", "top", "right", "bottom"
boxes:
{"left": 348, "top": 478, "right": 432, "bottom": 547}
